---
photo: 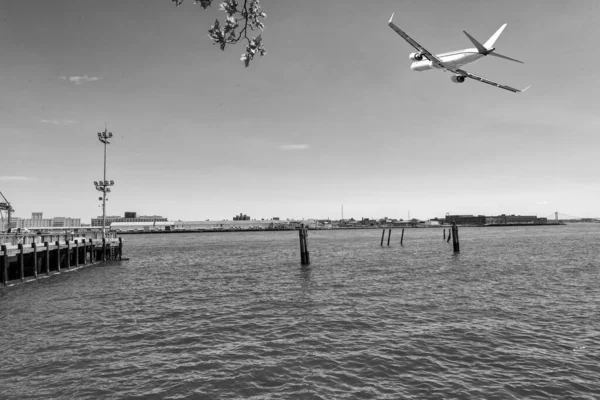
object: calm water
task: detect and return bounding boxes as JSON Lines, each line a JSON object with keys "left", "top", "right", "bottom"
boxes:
{"left": 1, "top": 225, "right": 599, "bottom": 399}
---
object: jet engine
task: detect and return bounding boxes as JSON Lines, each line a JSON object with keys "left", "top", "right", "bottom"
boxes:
{"left": 409, "top": 52, "right": 424, "bottom": 61}
{"left": 451, "top": 75, "right": 466, "bottom": 83}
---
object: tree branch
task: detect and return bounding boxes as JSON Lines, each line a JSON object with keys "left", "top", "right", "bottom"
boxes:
{"left": 236, "top": 0, "right": 250, "bottom": 44}
{"left": 173, "top": 0, "right": 266, "bottom": 66}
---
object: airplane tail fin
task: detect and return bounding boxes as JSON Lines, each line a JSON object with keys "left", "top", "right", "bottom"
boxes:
{"left": 470, "top": 23, "right": 524, "bottom": 64}
{"left": 463, "top": 30, "right": 488, "bottom": 54}
{"left": 484, "top": 24, "right": 507, "bottom": 49}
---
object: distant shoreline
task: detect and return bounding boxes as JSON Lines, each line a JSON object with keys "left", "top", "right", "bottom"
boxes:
{"left": 116, "top": 223, "right": 566, "bottom": 234}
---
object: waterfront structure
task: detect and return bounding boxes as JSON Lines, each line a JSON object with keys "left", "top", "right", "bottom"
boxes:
{"left": 446, "top": 214, "right": 548, "bottom": 226}
{"left": 109, "top": 219, "right": 309, "bottom": 232}
{"left": 1, "top": 231, "right": 123, "bottom": 287}
{"left": 485, "top": 214, "right": 547, "bottom": 225}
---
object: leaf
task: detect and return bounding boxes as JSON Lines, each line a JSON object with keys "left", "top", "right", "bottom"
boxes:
{"left": 197, "top": 0, "right": 213, "bottom": 9}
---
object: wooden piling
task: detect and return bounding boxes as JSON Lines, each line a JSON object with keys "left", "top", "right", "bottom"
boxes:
{"left": 118, "top": 237, "right": 123, "bottom": 260}
{"left": 299, "top": 228, "right": 306, "bottom": 265}
{"left": 303, "top": 227, "right": 310, "bottom": 265}
{"left": 66, "top": 240, "right": 71, "bottom": 269}
{"left": 102, "top": 238, "right": 106, "bottom": 262}
{"left": 75, "top": 240, "right": 79, "bottom": 266}
{"left": 81, "top": 239, "right": 87, "bottom": 265}
{"left": 90, "top": 239, "right": 95, "bottom": 263}
{"left": 380, "top": 229, "right": 385, "bottom": 246}
{"left": 452, "top": 223, "right": 460, "bottom": 253}
{"left": 387, "top": 229, "right": 392, "bottom": 246}
{"left": 1, "top": 245, "right": 8, "bottom": 286}
{"left": 443, "top": 229, "right": 446, "bottom": 240}
{"left": 32, "top": 242, "right": 38, "bottom": 278}
{"left": 18, "top": 243, "right": 24, "bottom": 282}
{"left": 56, "top": 241, "right": 61, "bottom": 272}
{"left": 84, "top": 239, "right": 88, "bottom": 263}
{"left": 44, "top": 242, "right": 50, "bottom": 275}
{"left": 447, "top": 229, "right": 451, "bottom": 243}
{"left": 400, "top": 228, "right": 405, "bottom": 245}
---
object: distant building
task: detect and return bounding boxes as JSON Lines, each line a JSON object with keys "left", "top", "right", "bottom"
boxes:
{"left": 445, "top": 215, "right": 486, "bottom": 225}
{"left": 486, "top": 214, "right": 543, "bottom": 225}
{"left": 233, "top": 213, "right": 250, "bottom": 221}
{"left": 124, "top": 211, "right": 137, "bottom": 218}
{"left": 52, "top": 217, "right": 82, "bottom": 227}
{"left": 24, "top": 212, "right": 52, "bottom": 228}
{"left": 91, "top": 213, "right": 167, "bottom": 227}
{"left": 8, "top": 213, "right": 81, "bottom": 229}
{"left": 6, "top": 217, "right": 20, "bottom": 230}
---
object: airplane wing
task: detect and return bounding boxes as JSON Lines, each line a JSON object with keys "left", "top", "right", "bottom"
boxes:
{"left": 454, "top": 68, "right": 530, "bottom": 93}
{"left": 388, "top": 14, "right": 446, "bottom": 69}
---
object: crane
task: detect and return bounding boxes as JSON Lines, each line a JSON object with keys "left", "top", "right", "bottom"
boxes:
{"left": 0, "top": 190, "right": 14, "bottom": 232}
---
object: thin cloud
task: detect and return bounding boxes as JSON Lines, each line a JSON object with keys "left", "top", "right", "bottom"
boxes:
{"left": 537, "top": 201, "right": 549, "bottom": 205}
{"left": 280, "top": 144, "right": 309, "bottom": 150}
{"left": 0, "top": 176, "right": 36, "bottom": 181}
{"left": 60, "top": 75, "right": 101, "bottom": 85}
{"left": 41, "top": 119, "right": 76, "bottom": 125}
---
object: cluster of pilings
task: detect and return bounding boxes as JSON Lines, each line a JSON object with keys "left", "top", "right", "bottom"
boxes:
{"left": 1, "top": 236, "right": 123, "bottom": 286}
{"left": 381, "top": 228, "right": 405, "bottom": 246}
{"left": 378, "top": 223, "right": 461, "bottom": 252}
{"left": 443, "top": 223, "right": 460, "bottom": 252}
{"left": 379, "top": 224, "right": 460, "bottom": 252}
{"left": 297, "top": 224, "right": 463, "bottom": 265}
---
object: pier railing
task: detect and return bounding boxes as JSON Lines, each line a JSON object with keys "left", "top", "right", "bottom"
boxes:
{"left": 0, "top": 231, "right": 118, "bottom": 246}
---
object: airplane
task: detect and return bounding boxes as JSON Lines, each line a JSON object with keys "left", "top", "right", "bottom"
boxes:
{"left": 388, "top": 14, "right": 529, "bottom": 93}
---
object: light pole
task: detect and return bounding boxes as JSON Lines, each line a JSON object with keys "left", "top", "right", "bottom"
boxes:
{"left": 95, "top": 129, "right": 114, "bottom": 239}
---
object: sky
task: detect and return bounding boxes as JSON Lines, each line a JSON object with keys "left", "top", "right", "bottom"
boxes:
{"left": 1, "top": 0, "right": 599, "bottom": 222}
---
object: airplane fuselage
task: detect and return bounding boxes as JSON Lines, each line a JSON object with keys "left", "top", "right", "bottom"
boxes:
{"left": 411, "top": 48, "right": 484, "bottom": 71}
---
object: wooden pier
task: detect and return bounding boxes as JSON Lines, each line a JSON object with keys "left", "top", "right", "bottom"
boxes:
{"left": 1, "top": 232, "right": 123, "bottom": 287}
